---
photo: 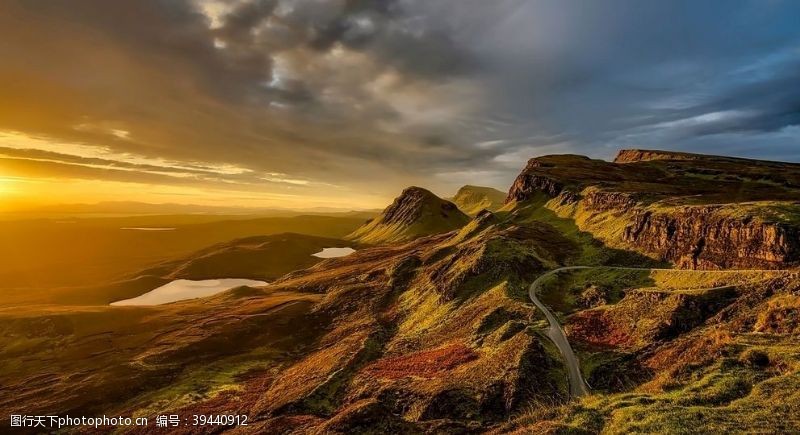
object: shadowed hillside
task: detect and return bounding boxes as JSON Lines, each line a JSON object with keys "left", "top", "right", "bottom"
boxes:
{"left": 2, "top": 149, "right": 800, "bottom": 433}
{"left": 347, "top": 186, "right": 470, "bottom": 245}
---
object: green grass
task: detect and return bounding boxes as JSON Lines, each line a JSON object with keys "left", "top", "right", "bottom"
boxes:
{"left": 127, "top": 349, "right": 279, "bottom": 417}
{"left": 538, "top": 268, "right": 653, "bottom": 314}
{"left": 502, "top": 330, "right": 800, "bottom": 434}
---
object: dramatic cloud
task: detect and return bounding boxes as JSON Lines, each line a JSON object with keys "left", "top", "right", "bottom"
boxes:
{"left": 1, "top": 0, "right": 798, "bottom": 207}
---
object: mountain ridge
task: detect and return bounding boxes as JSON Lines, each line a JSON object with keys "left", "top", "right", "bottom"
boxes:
{"left": 346, "top": 186, "right": 470, "bottom": 244}
{"left": 506, "top": 152, "right": 800, "bottom": 269}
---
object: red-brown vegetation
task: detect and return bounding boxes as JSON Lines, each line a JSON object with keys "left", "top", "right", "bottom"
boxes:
{"left": 363, "top": 343, "right": 478, "bottom": 379}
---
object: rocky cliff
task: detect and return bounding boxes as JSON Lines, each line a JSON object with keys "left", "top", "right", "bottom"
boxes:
{"left": 622, "top": 207, "right": 800, "bottom": 269}
{"left": 506, "top": 151, "right": 800, "bottom": 269}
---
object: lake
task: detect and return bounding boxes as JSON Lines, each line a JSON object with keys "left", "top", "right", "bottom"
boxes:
{"left": 312, "top": 247, "right": 356, "bottom": 258}
{"left": 111, "top": 278, "right": 268, "bottom": 306}
{"left": 120, "top": 227, "right": 176, "bottom": 231}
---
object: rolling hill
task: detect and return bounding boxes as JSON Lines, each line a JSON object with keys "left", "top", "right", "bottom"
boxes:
{"left": 451, "top": 185, "right": 506, "bottom": 215}
{"left": 2, "top": 149, "right": 800, "bottom": 433}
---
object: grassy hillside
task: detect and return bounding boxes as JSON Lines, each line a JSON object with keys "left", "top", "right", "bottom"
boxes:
{"left": 3, "top": 149, "right": 800, "bottom": 433}
{"left": 500, "top": 272, "right": 800, "bottom": 434}
{"left": 348, "top": 187, "right": 470, "bottom": 244}
{"left": 451, "top": 185, "right": 507, "bottom": 215}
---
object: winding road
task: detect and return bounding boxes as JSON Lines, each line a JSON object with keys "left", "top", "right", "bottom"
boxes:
{"left": 528, "top": 266, "right": 591, "bottom": 397}
{"left": 528, "top": 266, "right": 791, "bottom": 399}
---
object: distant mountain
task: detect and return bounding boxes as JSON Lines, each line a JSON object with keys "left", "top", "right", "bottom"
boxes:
{"left": 347, "top": 186, "right": 469, "bottom": 244}
{"left": 8, "top": 149, "right": 800, "bottom": 434}
{"left": 451, "top": 185, "right": 506, "bottom": 215}
{"left": 145, "top": 233, "right": 355, "bottom": 282}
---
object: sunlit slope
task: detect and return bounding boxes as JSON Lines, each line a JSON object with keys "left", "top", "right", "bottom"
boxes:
{"left": 451, "top": 185, "right": 506, "bottom": 215}
{"left": 501, "top": 271, "right": 800, "bottom": 434}
{"left": 505, "top": 150, "right": 800, "bottom": 270}
{"left": 347, "top": 186, "right": 470, "bottom": 244}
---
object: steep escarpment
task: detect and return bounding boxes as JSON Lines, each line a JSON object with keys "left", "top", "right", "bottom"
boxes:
{"left": 506, "top": 151, "right": 800, "bottom": 269}
{"left": 347, "top": 186, "right": 470, "bottom": 244}
{"left": 623, "top": 207, "right": 800, "bottom": 269}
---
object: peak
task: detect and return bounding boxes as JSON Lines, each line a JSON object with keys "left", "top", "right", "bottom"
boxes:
{"left": 385, "top": 187, "right": 454, "bottom": 222}
{"left": 400, "top": 186, "right": 437, "bottom": 197}
{"left": 346, "top": 187, "right": 469, "bottom": 244}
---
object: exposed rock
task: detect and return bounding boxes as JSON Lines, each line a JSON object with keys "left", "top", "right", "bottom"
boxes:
{"left": 507, "top": 173, "right": 568, "bottom": 203}
{"left": 614, "top": 149, "right": 708, "bottom": 163}
{"left": 622, "top": 207, "right": 800, "bottom": 269}
{"left": 505, "top": 150, "right": 800, "bottom": 269}
{"left": 347, "top": 186, "right": 470, "bottom": 244}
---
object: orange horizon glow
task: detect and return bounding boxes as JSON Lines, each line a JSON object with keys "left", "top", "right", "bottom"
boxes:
{"left": 0, "top": 131, "right": 393, "bottom": 212}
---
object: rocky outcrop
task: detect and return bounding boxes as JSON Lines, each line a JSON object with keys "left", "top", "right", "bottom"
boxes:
{"left": 505, "top": 154, "right": 649, "bottom": 204}
{"left": 507, "top": 173, "right": 568, "bottom": 203}
{"left": 622, "top": 207, "right": 800, "bottom": 269}
{"left": 505, "top": 150, "right": 800, "bottom": 270}
{"left": 347, "top": 187, "right": 470, "bottom": 244}
{"left": 582, "top": 190, "right": 639, "bottom": 211}
{"left": 614, "top": 149, "right": 706, "bottom": 163}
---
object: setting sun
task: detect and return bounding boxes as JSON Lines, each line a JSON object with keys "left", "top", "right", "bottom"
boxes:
{"left": 1, "top": 1, "right": 799, "bottom": 433}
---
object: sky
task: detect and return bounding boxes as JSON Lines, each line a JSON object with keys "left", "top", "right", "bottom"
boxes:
{"left": 1, "top": 0, "right": 799, "bottom": 210}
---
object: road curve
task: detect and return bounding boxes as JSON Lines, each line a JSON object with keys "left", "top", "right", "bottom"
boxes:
{"left": 528, "top": 266, "right": 791, "bottom": 399}
{"left": 529, "top": 266, "right": 591, "bottom": 398}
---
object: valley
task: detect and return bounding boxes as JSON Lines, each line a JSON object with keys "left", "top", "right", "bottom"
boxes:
{"left": 1, "top": 149, "right": 799, "bottom": 433}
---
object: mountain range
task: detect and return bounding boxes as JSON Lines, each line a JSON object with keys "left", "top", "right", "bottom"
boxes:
{"left": 1, "top": 149, "right": 799, "bottom": 433}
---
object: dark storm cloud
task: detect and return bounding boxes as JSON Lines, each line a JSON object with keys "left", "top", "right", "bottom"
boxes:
{"left": 1, "top": 0, "right": 799, "bottom": 201}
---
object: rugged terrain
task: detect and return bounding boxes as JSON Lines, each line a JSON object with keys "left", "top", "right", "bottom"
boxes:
{"left": 2, "top": 149, "right": 799, "bottom": 433}
{"left": 507, "top": 149, "right": 800, "bottom": 269}
{"left": 346, "top": 186, "right": 470, "bottom": 244}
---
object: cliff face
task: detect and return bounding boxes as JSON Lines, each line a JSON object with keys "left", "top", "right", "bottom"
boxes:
{"left": 507, "top": 173, "right": 566, "bottom": 203}
{"left": 622, "top": 207, "right": 800, "bottom": 269}
{"left": 506, "top": 150, "right": 800, "bottom": 270}
{"left": 613, "top": 149, "right": 705, "bottom": 163}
